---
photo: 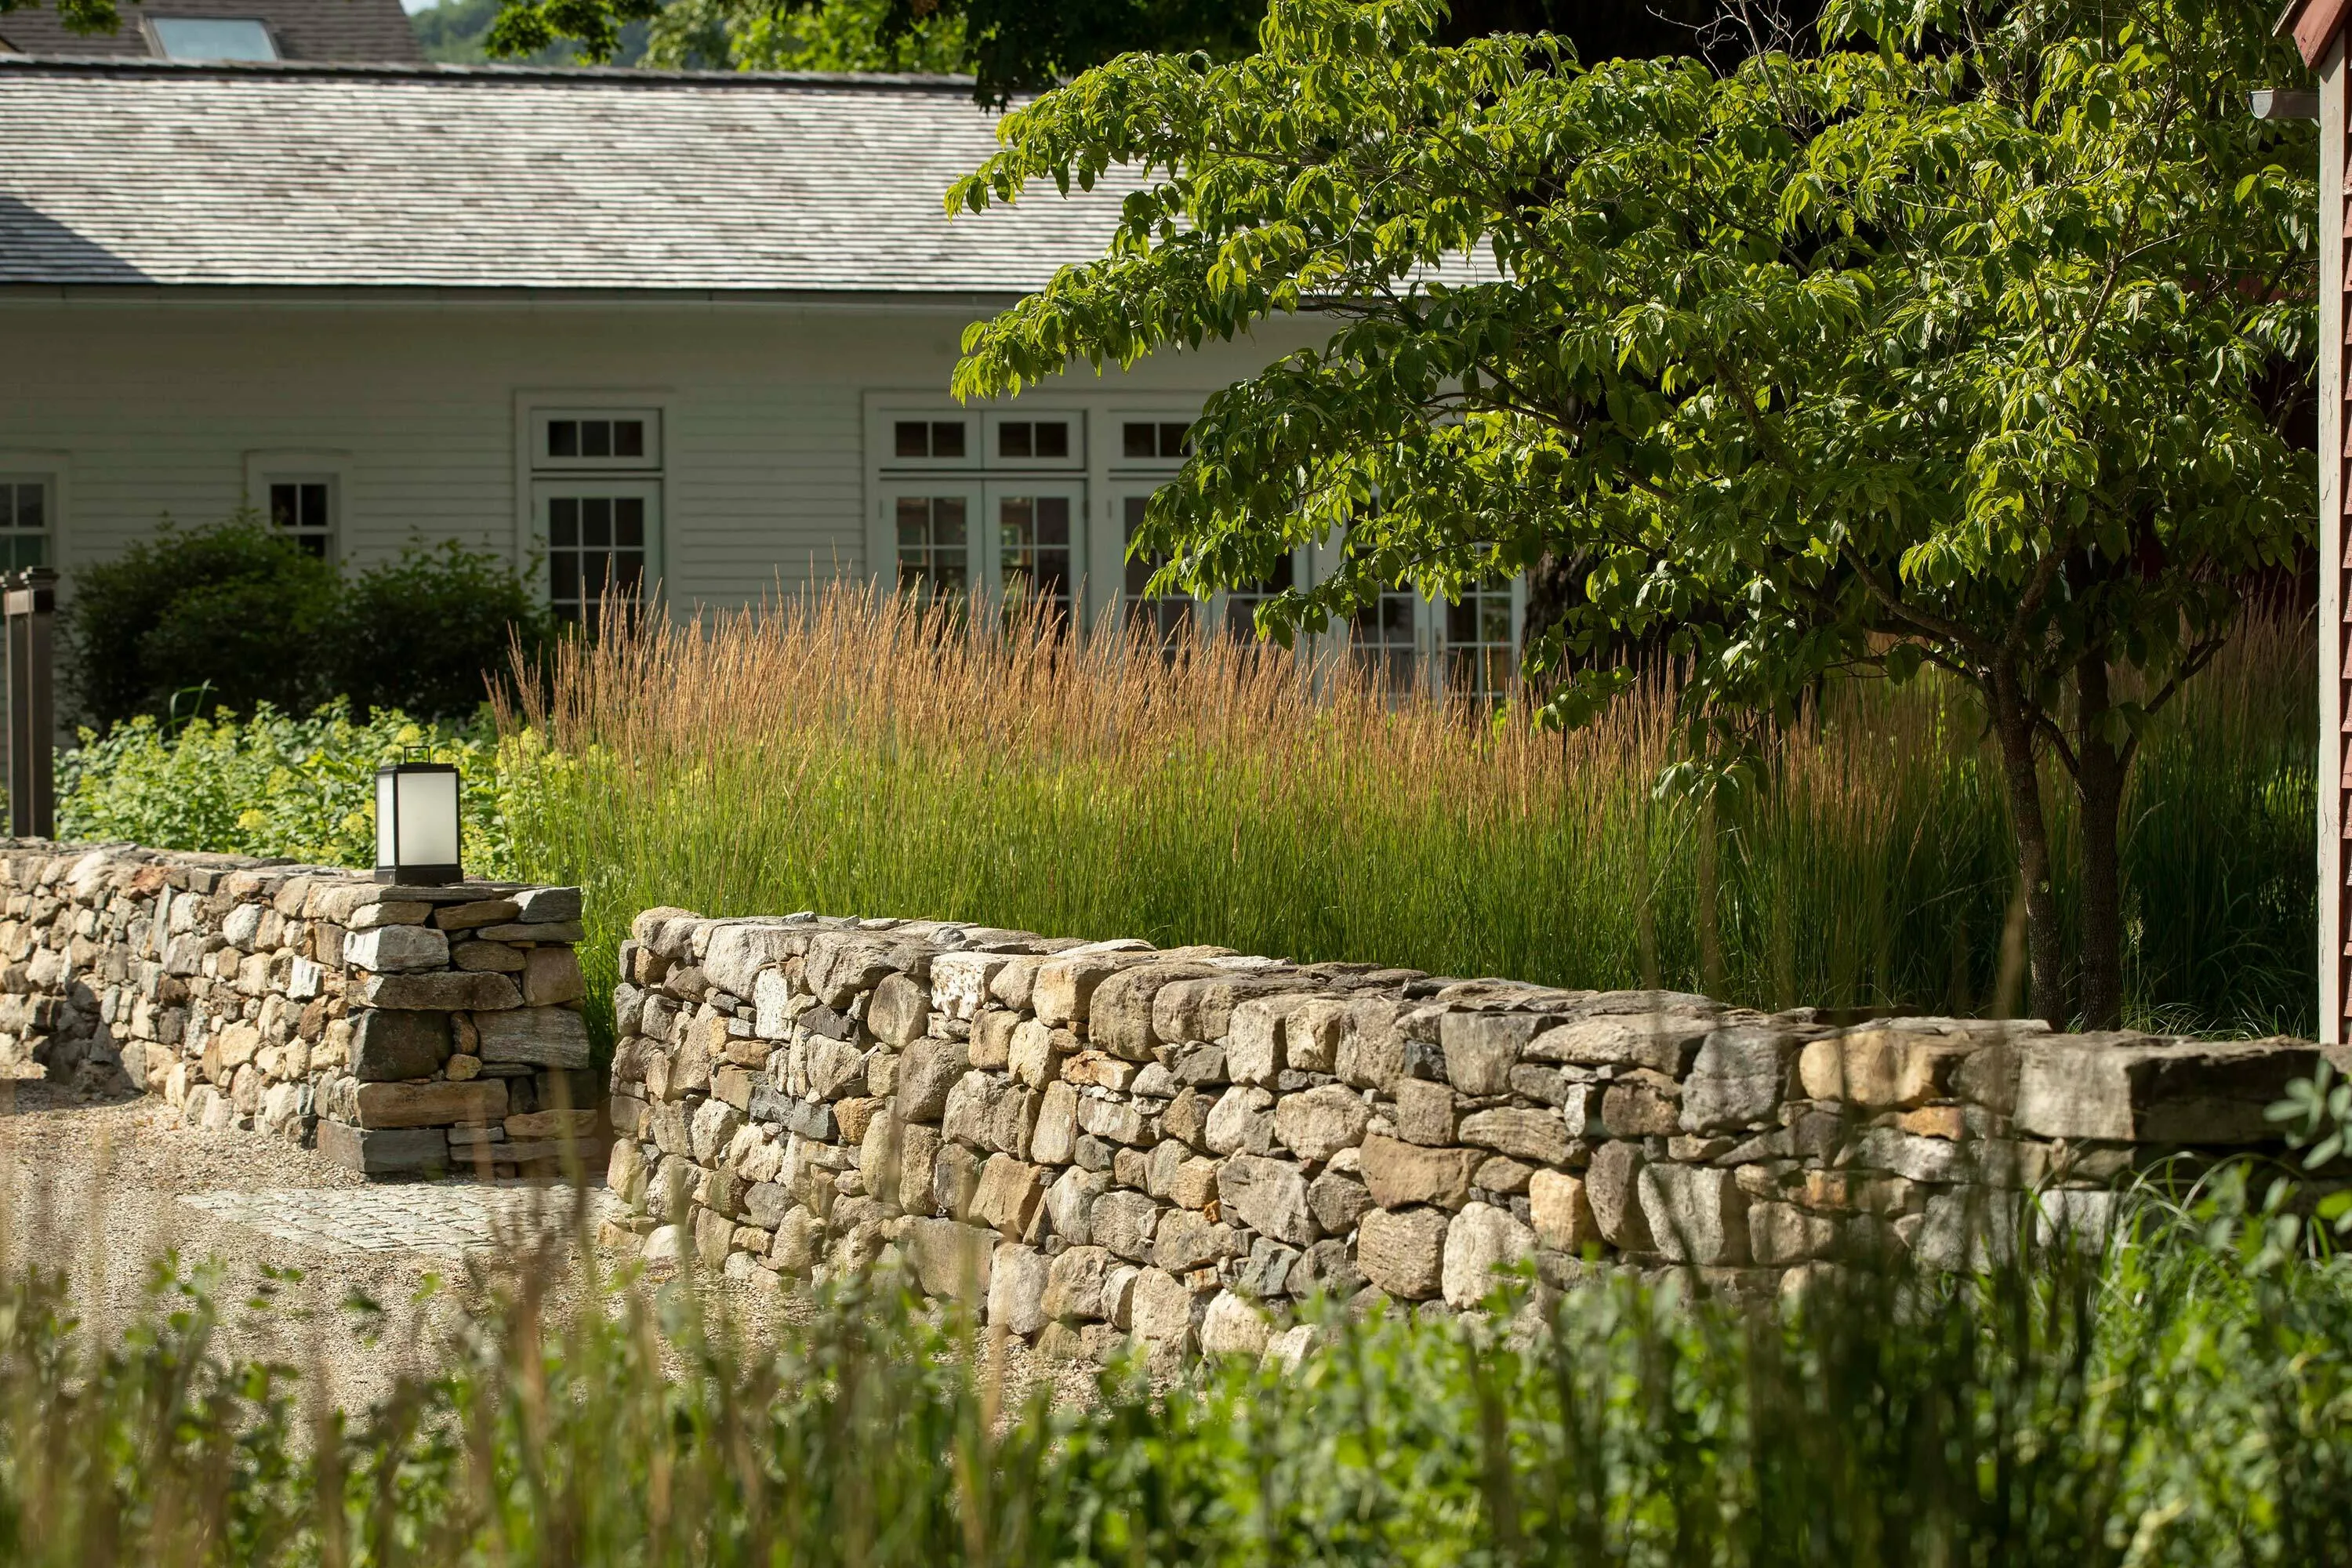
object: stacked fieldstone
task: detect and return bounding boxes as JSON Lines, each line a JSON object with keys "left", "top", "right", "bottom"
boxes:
{"left": 0, "top": 840, "right": 597, "bottom": 1180}
{"left": 608, "top": 909, "right": 2339, "bottom": 1360}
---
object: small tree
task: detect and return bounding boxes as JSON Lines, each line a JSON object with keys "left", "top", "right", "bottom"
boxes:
{"left": 321, "top": 539, "right": 556, "bottom": 723}
{"left": 951, "top": 0, "right": 2315, "bottom": 1026}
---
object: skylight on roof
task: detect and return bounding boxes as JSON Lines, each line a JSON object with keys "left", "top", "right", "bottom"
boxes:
{"left": 147, "top": 17, "right": 278, "bottom": 60}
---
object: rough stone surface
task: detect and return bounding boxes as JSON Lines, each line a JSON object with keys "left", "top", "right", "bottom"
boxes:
{"left": 1273, "top": 1083, "right": 1371, "bottom": 1162}
{"left": 1357, "top": 1207, "right": 1450, "bottom": 1299}
{"left": 1217, "top": 1154, "right": 1316, "bottom": 1246}
{"left": 1442, "top": 1202, "right": 1537, "bottom": 1308}
{"left": 1359, "top": 1133, "right": 1482, "bottom": 1211}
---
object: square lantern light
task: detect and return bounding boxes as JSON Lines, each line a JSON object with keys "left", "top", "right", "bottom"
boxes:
{"left": 374, "top": 753, "right": 463, "bottom": 885}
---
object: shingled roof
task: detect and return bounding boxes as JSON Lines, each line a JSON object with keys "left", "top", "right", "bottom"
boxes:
{"left": 0, "top": 57, "right": 1129, "bottom": 293}
{"left": 0, "top": 0, "right": 423, "bottom": 63}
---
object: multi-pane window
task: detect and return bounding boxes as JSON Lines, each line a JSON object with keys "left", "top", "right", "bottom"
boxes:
{"left": 895, "top": 496, "right": 971, "bottom": 606}
{"left": 996, "top": 420, "right": 1071, "bottom": 461}
{"left": 532, "top": 408, "right": 660, "bottom": 627}
{"left": 0, "top": 481, "right": 49, "bottom": 572}
{"left": 1351, "top": 586, "right": 1421, "bottom": 695}
{"left": 546, "top": 416, "right": 648, "bottom": 463}
{"left": 267, "top": 480, "right": 332, "bottom": 561}
{"left": 1445, "top": 578, "right": 1517, "bottom": 701}
{"left": 895, "top": 420, "right": 968, "bottom": 460}
{"left": 547, "top": 495, "right": 648, "bottom": 632}
{"left": 996, "top": 494, "right": 1075, "bottom": 623}
{"left": 1122, "top": 422, "right": 1191, "bottom": 461}
{"left": 1120, "top": 494, "right": 1192, "bottom": 641}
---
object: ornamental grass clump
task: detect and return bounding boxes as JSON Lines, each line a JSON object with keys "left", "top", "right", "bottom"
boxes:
{"left": 493, "top": 583, "right": 2314, "bottom": 1037}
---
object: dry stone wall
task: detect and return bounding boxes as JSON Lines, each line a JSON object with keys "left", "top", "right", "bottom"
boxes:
{"left": 0, "top": 840, "right": 599, "bottom": 1179}
{"left": 608, "top": 909, "right": 2341, "bottom": 1360}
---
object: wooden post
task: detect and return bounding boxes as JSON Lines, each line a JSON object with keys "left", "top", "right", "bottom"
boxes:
{"left": 2321, "top": 41, "right": 2347, "bottom": 1044}
{"left": 5, "top": 567, "right": 57, "bottom": 840}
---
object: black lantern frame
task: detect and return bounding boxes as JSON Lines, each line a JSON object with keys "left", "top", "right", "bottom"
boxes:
{"left": 374, "top": 754, "right": 463, "bottom": 885}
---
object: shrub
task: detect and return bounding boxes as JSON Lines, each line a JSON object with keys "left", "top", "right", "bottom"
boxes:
{"left": 56, "top": 700, "right": 519, "bottom": 876}
{"left": 321, "top": 538, "right": 556, "bottom": 723}
{"left": 65, "top": 514, "right": 336, "bottom": 729}
{"left": 67, "top": 519, "right": 551, "bottom": 729}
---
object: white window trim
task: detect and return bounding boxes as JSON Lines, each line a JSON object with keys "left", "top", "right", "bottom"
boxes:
{"left": 242, "top": 449, "right": 350, "bottom": 565}
{"left": 0, "top": 452, "right": 67, "bottom": 573}
{"left": 528, "top": 408, "right": 664, "bottom": 474}
{"left": 514, "top": 390, "right": 675, "bottom": 612}
{"left": 979, "top": 408, "right": 1088, "bottom": 473}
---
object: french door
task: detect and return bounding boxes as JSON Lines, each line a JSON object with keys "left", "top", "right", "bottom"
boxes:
{"left": 882, "top": 480, "right": 1087, "bottom": 627}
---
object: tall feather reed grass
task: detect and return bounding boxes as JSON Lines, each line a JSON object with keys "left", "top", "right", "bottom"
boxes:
{"left": 497, "top": 588, "right": 2315, "bottom": 1038}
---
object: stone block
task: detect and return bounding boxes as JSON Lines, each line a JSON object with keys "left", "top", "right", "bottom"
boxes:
{"left": 1203, "top": 1085, "right": 1275, "bottom": 1155}
{"left": 1228, "top": 993, "right": 1316, "bottom": 1085}
{"left": 1092, "top": 1189, "right": 1160, "bottom": 1262}
{"left": 1636, "top": 1164, "right": 1749, "bottom": 1265}
{"left": 1337, "top": 998, "right": 1410, "bottom": 1091}
{"left": 1461, "top": 1107, "right": 1571, "bottom": 1166}
{"left": 1169, "top": 1156, "right": 1221, "bottom": 1209}
{"left": 1044, "top": 1244, "right": 1112, "bottom": 1321}
{"left": 507, "top": 1108, "right": 599, "bottom": 1140}
{"left": 867, "top": 972, "right": 930, "bottom": 1047}
{"left": 1393, "top": 1079, "right": 1458, "bottom": 1145}
{"left": 1359, "top": 1133, "right": 1482, "bottom": 1210}
{"left": 1799, "top": 1029, "right": 1980, "bottom": 1109}
{"left": 1306, "top": 1171, "right": 1373, "bottom": 1235}
{"left": 357, "top": 971, "right": 522, "bottom": 1011}
{"left": 1526, "top": 1014, "right": 1711, "bottom": 1074}
{"left": 898, "top": 1122, "right": 945, "bottom": 1217}
{"left": 348, "top": 900, "right": 436, "bottom": 931}
{"left": 347, "top": 1009, "right": 452, "bottom": 1082}
{"left": 1284, "top": 998, "right": 1349, "bottom": 1073}
{"left": 1585, "top": 1141, "right": 1651, "bottom": 1250}
{"left": 1029, "top": 1080, "right": 1079, "bottom": 1164}
{"left": 452, "top": 941, "right": 528, "bottom": 974}
{"left": 1088, "top": 961, "right": 1221, "bottom": 1057}
{"left": 1128, "top": 1266, "right": 1195, "bottom": 1347}
{"left": 989, "top": 1243, "right": 1051, "bottom": 1337}
{"left": 343, "top": 924, "right": 451, "bottom": 974}
{"left": 969, "top": 1153, "right": 1046, "bottom": 1239}
{"left": 1217, "top": 1154, "right": 1316, "bottom": 1245}
{"left": 521, "top": 947, "right": 586, "bottom": 1007}
{"left": 317, "top": 1120, "right": 452, "bottom": 1177}
{"left": 1357, "top": 1207, "right": 1449, "bottom": 1299}
{"left": 1601, "top": 1071, "right": 1681, "bottom": 1137}
{"left": 898, "top": 1039, "right": 970, "bottom": 1123}
{"left": 431, "top": 897, "right": 521, "bottom": 931}
{"left": 1152, "top": 1208, "right": 1240, "bottom": 1272}
{"left": 933, "top": 1142, "right": 982, "bottom": 1221}
{"left": 1679, "top": 1025, "right": 1798, "bottom": 1132}
{"left": 1045, "top": 1165, "right": 1108, "bottom": 1243}
{"left": 1528, "top": 1170, "right": 1597, "bottom": 1252}
{"left": 1153, "top": 975, "right": 1312, "bottom": 1051}
{"left": 476, "top": 1007, "right": 592, "bottom": 1069}
{"left": 352, "top": 1078, "right": 507, "bottom": 1130}
{"left": 1442, "top": 1201, "right": 1537, "bottom": 1308}
{"left": 1199, "top": 1290, "right": 1271, "bottom": 1357}
{"left": 1749, "top": 1201, "right": 1841, "bottom": 1267}
{"left": 1007, "top": 1020, "right": 1062, "bottom": 1087}
{"left": 2012, "top": 1038, "right": 2323, "bottom": 1145}
{"left": 1032, "top": 952, "right": 1152, "bottom": 1030}
{"left": 1439, "top": 1011, "right": 1544, "bottom": 1094}
{"left": 902, "top": 1217, "right": 990, "bottom": 1300}
{"left": 1850, "top": 1127, "right": 1965, "bottom": 1183}
{"left": 514, "top": 886, "right": 583, "bottom": 924}
{"left": 700, "top": 922, "right": 808, "bottom": 1002}
{"left": 929, "top": 951, "right": 1008, "bottom": 1022}
{"left": 1272, "top": 1083, "right": 1370, "bottom": 1162}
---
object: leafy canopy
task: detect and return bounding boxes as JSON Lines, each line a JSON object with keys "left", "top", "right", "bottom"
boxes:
{"left": 951, "top": 0, "right": 2314, "bottom": 766}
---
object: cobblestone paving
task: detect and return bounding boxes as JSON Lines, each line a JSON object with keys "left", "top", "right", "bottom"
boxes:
{"left": 180, "top": 1184, "right": 618, "bottom": 1257}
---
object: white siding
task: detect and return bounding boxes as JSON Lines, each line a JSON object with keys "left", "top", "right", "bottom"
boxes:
{"left": 0, "top": 293, "right": 1324, "bottom": 613}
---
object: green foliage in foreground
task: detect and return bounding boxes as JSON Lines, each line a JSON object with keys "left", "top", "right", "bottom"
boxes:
{"left": 5, "top": 1180, "right": 2352, "bottom": 1565}
{"left": 56, "top": 702, "right": 521, "bottom": 878}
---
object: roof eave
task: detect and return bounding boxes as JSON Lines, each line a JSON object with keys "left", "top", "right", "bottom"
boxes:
{"left": 2280, "top": 0, "right": 2352, "bottom": 67}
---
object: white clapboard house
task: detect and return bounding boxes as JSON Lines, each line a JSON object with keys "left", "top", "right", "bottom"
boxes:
{"left": 0, "top": 55, "right": 1526, "bottom": 698}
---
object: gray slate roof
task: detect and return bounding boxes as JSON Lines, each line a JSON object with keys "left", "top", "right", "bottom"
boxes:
{"left": 0, "top": 0, "right": 423, "bottom": 63}
{"left": 0, "top": 58, "right": 1129, "bottom": 292}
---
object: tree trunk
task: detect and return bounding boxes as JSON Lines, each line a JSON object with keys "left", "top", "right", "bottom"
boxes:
{"left": 1990, "top": 668, "right": 2069, "bottom": 1027}
{"left": 2073, "top": 651, "right": 2127, "bottom": 1031}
